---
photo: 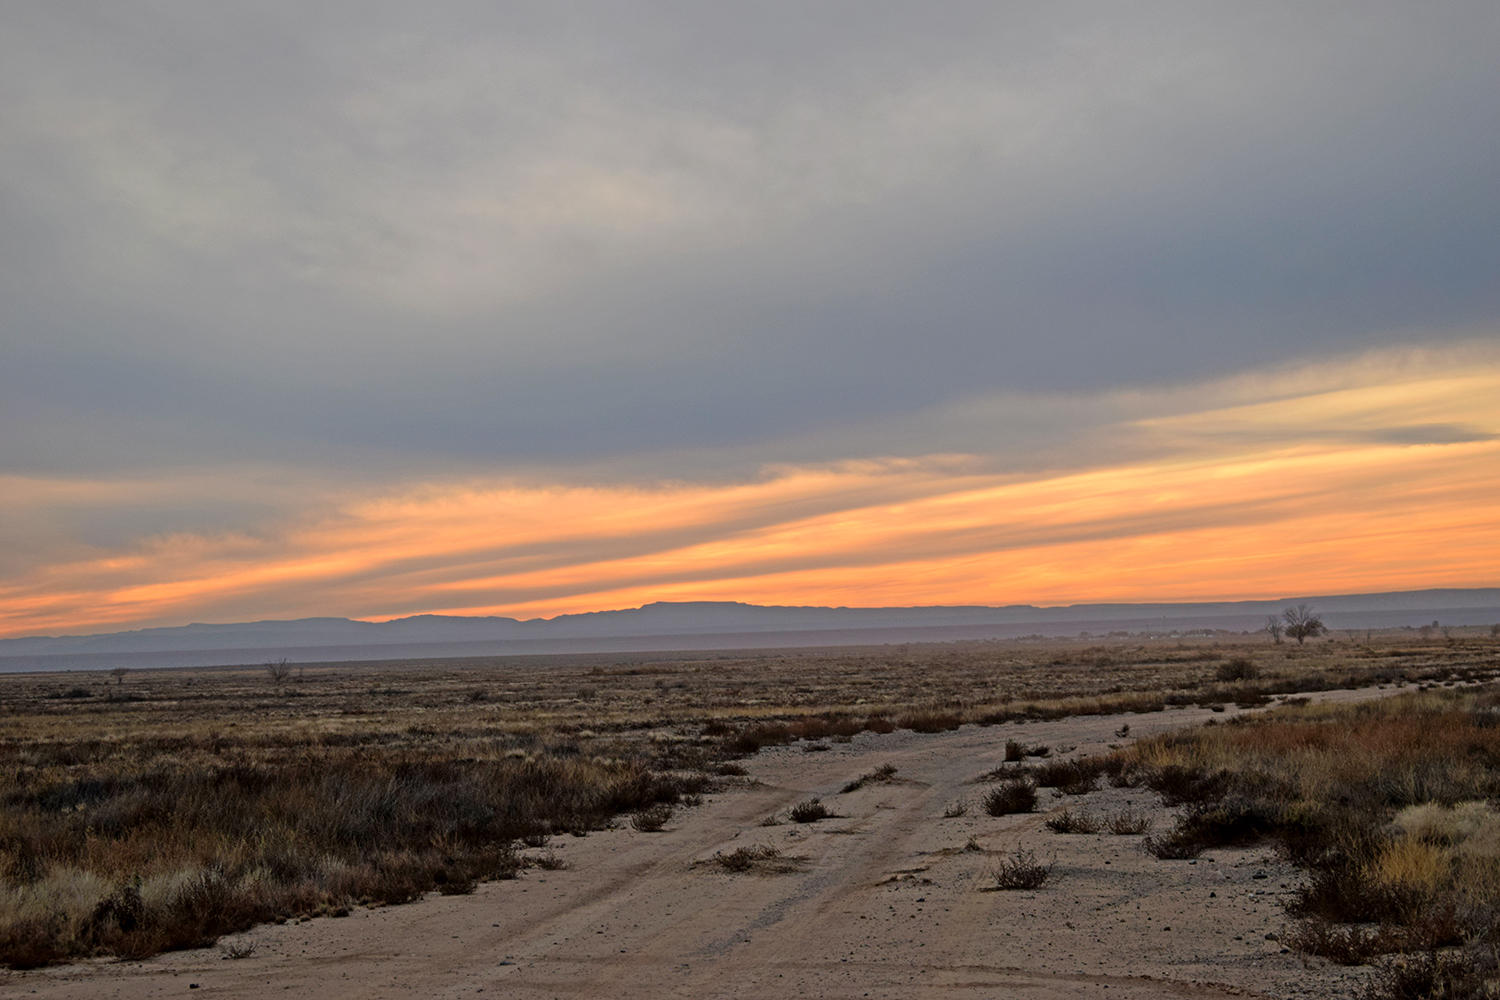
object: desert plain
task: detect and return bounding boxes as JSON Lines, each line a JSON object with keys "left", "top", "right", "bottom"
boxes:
{"left": 2, "top": 630, "right": 1498, "bottom": 999}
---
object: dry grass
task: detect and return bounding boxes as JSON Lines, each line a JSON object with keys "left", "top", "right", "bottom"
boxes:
{"left": 840, "top": 763, "right": 898, "bottom": 793}
{"left": 0, "top": 750, "right": 701, "bottom": 966}
{"left": 1110, "top": 683, "right": 1500, "bottom": 996}
{"left": 982, "top": 779, "right": 1037, "bottom": 816}
{"left": 788, "top": 798, "right": 833, "bottom": 824}
{"left": 708, "top": 845, "right": 803, "bottom": 874}
{"left": 1045, "top": 808, "right": 1101, "bottom": 834}
{"left": 990, "top": 848, "right": 1054, "bottom": 890}
{"left": 1103, "top": 807, "right": 1154, "bottom": 835}
{"left": 630, "top": 803, "right": 674, "bottom": 832}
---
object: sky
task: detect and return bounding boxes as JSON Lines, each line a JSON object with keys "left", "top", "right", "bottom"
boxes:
{"left": 3, "top": 3, "right": 1498, "bottom": 639}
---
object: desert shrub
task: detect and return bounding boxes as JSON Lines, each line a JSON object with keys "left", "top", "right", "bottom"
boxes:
{"left": 897, "top": 710, "right": 962, "bottom": 733}
{"left": 630, "top": 804, "right": 673, "bottom": 832}
{"left": 716, "top": 846, "right": 772, "bottom": 872}
{"left": 726, "top": 723, "right": 794, "bottom": 755}
{"left": 1045, "top": 808, "right": 1101, "bottom": 834}
{"left": 840, "top": 763, "right": 898, "bottom": 793}
{"left": 1104, "top": 807, "right": 1154, "bottom": 835}
{"left": 1168, "top": 797, "right": 1283, "bottom": 851}
{"left": 1117, "top": 686, "right": 1500, "bottom": 983}
{"left": 1141, "top": 832, "right": 1204, "bottom": 859}
{"left": 1363, "top": 949, "right": 1499, "bottom": 1000}
{"left": 712, "top": 845, "right": 799, "bottom": 874}
{"left": 991, "top": 848, "right": 1053, "bottom": 890}
{"left": 436, "top": 871, "right": 477, "bottom": 895}
{"left": 982, "top": 779, "right": 1036, "bottom": 816}
{"left": 788, "top": 798, "right": 831, "bottom": 823}
{"left": 1140, "top": 763, "right": 1231, "bottom": 806}
{"left": 1286, "top": 918, "right": 1407, "bottom": 966}
{"left": 1004, "top": 740, "right": 1024, "bottom": 762}
{"left": 788, "top": 716, "right": 864, "bottom": 741}
{"left": 0, "top": 750, "right": 698, "bottom": 967}
{"left": 1215, "top": 658, "right": 1260, "bottom": 682}
{"left": 1031, "top": 757, "right": 1105, "bottom": 793}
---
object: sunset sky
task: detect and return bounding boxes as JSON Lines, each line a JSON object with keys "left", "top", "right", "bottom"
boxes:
{"left": 3, "top": 4, "right": 1498, "bottom": 639}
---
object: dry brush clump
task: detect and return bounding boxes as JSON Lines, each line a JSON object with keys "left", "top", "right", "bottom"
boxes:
{"left": 840, "top": 763, "right": 898, "bottom": 793}
{"left": 0, "top": 749, "right": 704, "bottom": 967}
{"left": 630, "top": 803, "right": 674, "bottom": 832}
{"left": 1110, "top": 686, "right": 1500, "bottom": 996}
{"left": 1029, "top": 757, "right": 1106, "bottom": 794}
{"left": 990, "top": 848, "right": 1054, "bottom": 890}
{"left": 788, "top": 798, "right": 834, "bottom": 823}
{"left": 709, "top": 845, "right": 803, "bottom": 874}
{"left": 982, "top": 779, "right": 1037, "bottom": 816}
{"left": 1044, "top": 808, "right": 1101, "bottom": 834}
{"left": 1103, "top": 806, "right": 1154, "bottom": 835}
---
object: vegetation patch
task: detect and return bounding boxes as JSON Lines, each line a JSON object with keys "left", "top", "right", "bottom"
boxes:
{"left": 630, "top": 803, "right": 673, "bottom": 832}
{"left": 1044, "top": 808, "right": 1101, "bottom": 834}
{"left": 896, "top": 710, "right": 963, "bottom": 733}
{"left": 708, "top": 845, "right": 803, "bottom": 874}
{"left": 2, "top": 633, "right": 1493, "bottom": 968}
{"left": 1103, "top": 807, "right": 1153, "bottom": 835}
{"left": 0, "top": 750, "right": 701, "bottom": 967}
{"left": 982, "top": 779, "right": 1037, "bottom": 816}
{"left": 840, "top": 763, "right": 898, "bottom": 793}
{"left": 990, "top": 848, "right": 1054, "bottom": 890}
{"left": 1111, "top": 686, "right": 1500, "bottom": 995}
{"left": 1030, "top": 757, "right": 1106, "bottom": 794}
{"left": 788, "top": 798, "right": 833, "bottom": 823}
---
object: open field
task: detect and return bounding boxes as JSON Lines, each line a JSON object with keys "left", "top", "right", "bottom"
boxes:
{"left": 1, "top": 632, "right": 1498, "bottom": 996}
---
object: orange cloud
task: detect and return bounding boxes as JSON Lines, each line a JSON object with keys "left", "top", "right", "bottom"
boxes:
{"left": 2, "top": 354, "right": 1497, "bottom": 639}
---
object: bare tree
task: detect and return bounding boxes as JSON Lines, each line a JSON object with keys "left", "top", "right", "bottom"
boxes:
{"left": 1265, "top": 615, "right": 1284, "bottom": 644}
{"left": 110, "top": 666, "right": 128, "bottom": 686}
{"left": 1282, "top": 605, "right": 1326, "bottom": 645}
{"left": 265, "top": 658, "right": 293, "bottom": 683}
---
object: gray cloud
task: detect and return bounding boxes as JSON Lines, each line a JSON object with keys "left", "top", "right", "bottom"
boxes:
{"left": 4, "top": 2, "right": 1499, "bottom": 483}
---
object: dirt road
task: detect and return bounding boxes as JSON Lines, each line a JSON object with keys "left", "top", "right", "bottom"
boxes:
{"left": 7, "top": 693, "right": 1391, "bottom": 999}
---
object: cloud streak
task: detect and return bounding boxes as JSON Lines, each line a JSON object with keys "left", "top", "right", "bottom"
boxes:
{"left": 4, "top": 348, "right": 1496, "bottom": 638}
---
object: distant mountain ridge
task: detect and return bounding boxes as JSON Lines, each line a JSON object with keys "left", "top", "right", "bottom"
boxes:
{"left": 4, "top": 589, "right": 1496, "bottom": 660}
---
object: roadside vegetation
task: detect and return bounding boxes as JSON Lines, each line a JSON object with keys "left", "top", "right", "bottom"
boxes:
{"left": 0, "top": 630, "right": 1495, "bottom": 967}
{"left": 0, "top": 746, "right": 703, "bottom": 966}
{"left": 1109, "top": 685, "right": 1500, "bottom": 998}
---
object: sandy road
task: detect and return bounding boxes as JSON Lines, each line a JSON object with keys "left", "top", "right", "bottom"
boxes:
{"left": 6, "top": 691, "right": 1402, "bottom": 1000}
